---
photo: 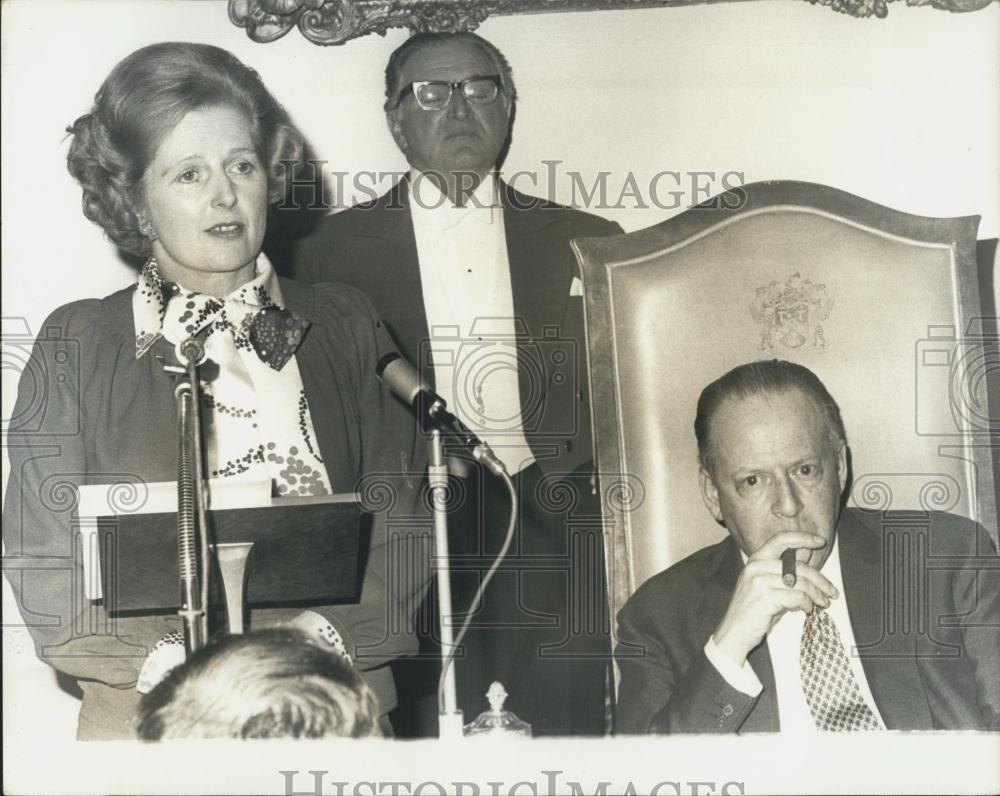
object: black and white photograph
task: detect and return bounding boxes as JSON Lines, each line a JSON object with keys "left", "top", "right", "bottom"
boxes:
{"left": 2, "top": 0, "right": 998, "bottom": 793}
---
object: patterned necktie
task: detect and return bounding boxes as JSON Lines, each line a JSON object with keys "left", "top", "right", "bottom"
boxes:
{"left": 800, "top": 608, "right": 882, "bottom": 731}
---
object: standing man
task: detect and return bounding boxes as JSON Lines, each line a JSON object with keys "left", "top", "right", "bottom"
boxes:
{"left": 615, "top": 360, "right": 1000, "bottom": 733}
{"left": 286, "top": 32, "right": 622, "bottom": 735}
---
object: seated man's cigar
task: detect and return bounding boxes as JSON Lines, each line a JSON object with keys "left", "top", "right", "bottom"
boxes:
{"left": 781, "top": 548, "right": 797, "bottom": 588}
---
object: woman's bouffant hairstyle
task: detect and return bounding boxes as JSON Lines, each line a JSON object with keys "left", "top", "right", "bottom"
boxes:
{"left": 66, "top": 42, "right": 303, "bottom": 257}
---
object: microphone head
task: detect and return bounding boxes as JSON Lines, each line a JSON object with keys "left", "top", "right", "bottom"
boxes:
{"left": 375, "top": 351, "right": 401, "bottom": 379}
{"left": 376, "top": 352, "right": 431, "bottom": 404}
{"left": 177, "top": 337, "right": 206, "bottom": 366}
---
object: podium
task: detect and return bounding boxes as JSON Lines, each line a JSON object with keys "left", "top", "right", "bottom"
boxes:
{"left": 76, "top": 480, "right": 363, "bottom": 631}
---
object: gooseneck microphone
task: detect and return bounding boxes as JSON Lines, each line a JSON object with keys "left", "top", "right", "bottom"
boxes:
{"left": 376, "top": 352, "right": 507, "bottom": 476}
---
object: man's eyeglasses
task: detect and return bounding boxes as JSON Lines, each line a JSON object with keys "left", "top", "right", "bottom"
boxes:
{"left": 395, "top": 75, "right": 503, "bottom": 111}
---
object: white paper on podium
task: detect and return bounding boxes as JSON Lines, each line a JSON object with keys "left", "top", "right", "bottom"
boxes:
{"left": 76, "top": 479, "right": 274, "bottom": 601}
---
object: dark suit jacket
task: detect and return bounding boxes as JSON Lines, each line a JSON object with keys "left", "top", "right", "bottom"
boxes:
{"left": 286, "top": 178, "right": 623, "bottom": 475}
{"left": 615, "top": 508, "right": 1000, "bottom": 733}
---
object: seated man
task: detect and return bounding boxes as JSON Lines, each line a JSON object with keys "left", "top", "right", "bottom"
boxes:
{"left": 136, "top": 629, "right": 382, "bottom": 739}
{"left": 615, "top": 359, "right": 1000, "bottom": 733}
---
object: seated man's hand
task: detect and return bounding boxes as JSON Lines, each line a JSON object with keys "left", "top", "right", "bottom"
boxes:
{"left": 712, "top": 531, "right": 838, "bottom": 666}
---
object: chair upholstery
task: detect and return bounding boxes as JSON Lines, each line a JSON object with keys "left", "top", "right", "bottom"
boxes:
{"left": 571, "top": 181, "right": 997, "bottom": 639}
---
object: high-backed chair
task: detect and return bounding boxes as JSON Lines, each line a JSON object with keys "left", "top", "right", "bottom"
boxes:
{"left": 571, "top": 181, "right": 997, "bottom": 655}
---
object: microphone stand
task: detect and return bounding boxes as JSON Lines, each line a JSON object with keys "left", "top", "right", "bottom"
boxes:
{"left": 166, "top": 339, "right": 210, "bottom": 655}
{"left": 429, "top": 429, "right": 464, "bottom": 738}
{"left": 428, "top": 427, "right": 525, "bottom": 738}
{"left": 374, "top": 352, "right": 522, "bottom": 735}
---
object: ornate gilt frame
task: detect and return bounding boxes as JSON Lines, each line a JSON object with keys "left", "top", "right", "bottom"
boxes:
{"left": 229, "top": 0, "right": 996, "bottom": 45}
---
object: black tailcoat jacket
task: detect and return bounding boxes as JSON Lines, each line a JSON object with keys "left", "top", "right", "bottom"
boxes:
{"left": 283, "top": 178, "right": 623, "bottom": 735}
{"left": 285, "top": 177, "right": 623, "bottom": 477}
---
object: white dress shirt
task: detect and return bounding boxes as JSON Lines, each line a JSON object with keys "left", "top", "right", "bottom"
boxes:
{"left": 704, "top": 536, "right": 886, "bottom": 732}
{"left": 409, "top": 171, "right": 535, "bottom": 474}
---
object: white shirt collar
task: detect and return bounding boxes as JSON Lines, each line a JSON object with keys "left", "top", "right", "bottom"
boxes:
{"left": 408, "top": 169, "right": 501, "bottom": 227}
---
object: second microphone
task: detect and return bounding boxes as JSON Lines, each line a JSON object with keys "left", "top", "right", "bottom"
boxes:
{"left": 376, "top": 352, "right": 508, "bottom": 476}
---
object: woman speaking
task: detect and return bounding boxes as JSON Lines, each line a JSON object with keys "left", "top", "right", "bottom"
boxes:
{"left": 2, "top": 42, "right": 428, "bottom": 740}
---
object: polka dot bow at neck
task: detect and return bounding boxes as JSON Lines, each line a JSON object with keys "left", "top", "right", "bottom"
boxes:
{"left": 133, "top": 255, "right": 330, "bottom": 497}
{"left": 134, "top": 256, "right": 310, "bottom": 371}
